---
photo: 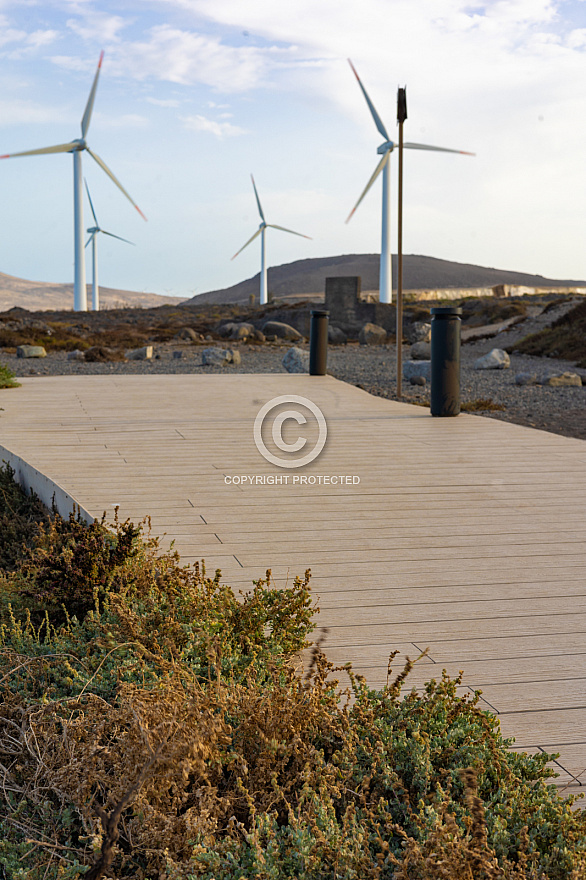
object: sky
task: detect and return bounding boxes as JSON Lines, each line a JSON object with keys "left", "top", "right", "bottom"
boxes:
{"left": 0, "top": 0, "right": 585, "bottom": 301}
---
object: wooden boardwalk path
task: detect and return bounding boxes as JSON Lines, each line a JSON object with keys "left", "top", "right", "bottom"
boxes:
{"left": 1, "top": 373, "right": 585, "bottom": 794}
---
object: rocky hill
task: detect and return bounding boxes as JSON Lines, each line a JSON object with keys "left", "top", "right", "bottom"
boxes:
{"left": 0, "top": 271, "right": 185, "bottom": 311}
{"left": 186, "top": 254, "right": 586, "bottom": 305}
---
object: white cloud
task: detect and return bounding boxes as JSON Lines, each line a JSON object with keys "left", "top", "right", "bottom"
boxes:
{"left": 182, "top": 113, "right": 246, "bottom": 136}
{"left": 0, "top": 98, "right": 64, "bottom": 126}
{"left": 146, "top": 96, "right": 180, "bottom": 107}
{"left": 66, "top": 12, "right": 129, "bottom": 43}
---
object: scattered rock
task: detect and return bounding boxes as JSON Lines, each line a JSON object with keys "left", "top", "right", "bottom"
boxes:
{"left": 328, "top": 325, "right": 347, "bottom": 345}
{"left": 231, "top": 322, "right": 255, "bottom": 339}
{"left": 174, "top": 328, "right": 200, "bottom": 342}
{"left": 216, "top": 322, "right": 239, "bottom": 339}
{"left": 473, "top": 349, "right": 510, "bottom": 370}
{"left": 250, "top": 329, "right": 266, "bottom": 343}
{"left": 410, "top": 375, "right": 427, "bottom": 387}
{"left": 172, "top": 351, "right": 183, "bottom": 359}
{"left": 262, "top": 320, "right": 302, "bottom": 341}
{"left": 359, "top": 323, "right": 387, "bottom": 345}
{"left": 403, "top": 360, "right": 431, "bottom": 382}
{"left": 16, "top": 345, "right": 46, "bottom": 359}
{"left": 202, "top": 348, "right": 241, "bottom": 366}
{"left": 84, "top": 346, "right": 126, "bottom": 362}
{"left": 67, "top": 349, "right": 86, "bottom": 361}
{"left": 126, "top": 345, "right": 153, "bottom": 360}
{"left": 515, "top": 372, "right": 538, "bottom": 386}
{"left": 406, "top": 321, "right": 431, "bottom": 344}
{"left": 541, "top": 372, "right": 583, "bottom": 387}
{"left": 282, "top": 347, "right": 310, "bottom": 373}
{"left": 410, "top": 341, "right": 431, "bottom": 360}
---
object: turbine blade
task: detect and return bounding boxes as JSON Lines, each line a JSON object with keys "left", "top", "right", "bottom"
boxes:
{"left": 0, "top": 141, "right": 78, "bottom": 159}
{"left": 85, "top": 234, "right": 93, "bottom": 248}
{"left": 84, "top": 178, "right": 99, "bottom": 227}
{"left": 81, "top": 50, "right": 104, "bottom": 138}
{"left": 345, "top": 151, "right": 390, "bottom": 223}
{"left": 267, "top": 224, "right": 312, "bottom": 240}
{"left": 231, "top": 227, "right": 263, "bottom": 260}
{"left": 102, "top": 230, "right": 135, "bottom": 245}
{"left": 404, "top": 141, "right": 475, "bottom": 156}
{"left": 348, "top": 59, "right": 390, "bottom": 142}
{"left": 87, "top": 148, "right": 147, "bottom": 220}
{"left": 251, "top": 174, "right": 265, "bottom": 222}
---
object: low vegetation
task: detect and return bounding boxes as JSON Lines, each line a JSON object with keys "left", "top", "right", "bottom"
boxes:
{"left": 461, "top": 398, "right": 506, "bottom": 412}
{"left": 511, "top": 299, "right": 586, "bottom": 366}
{"left": 0, "top": 464, "right": 585, "bottom": 879}
{"left": 0, "top": 363, "right": 20, "bottom": 388}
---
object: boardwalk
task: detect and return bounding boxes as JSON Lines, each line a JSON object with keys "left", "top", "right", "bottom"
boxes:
{"left": 1, "top": 373, "right": 585, "bottom": 793}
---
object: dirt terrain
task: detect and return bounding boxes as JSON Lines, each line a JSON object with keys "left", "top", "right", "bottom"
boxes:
{"left": 1, "top": 294, "right": 585, "bottom": 442}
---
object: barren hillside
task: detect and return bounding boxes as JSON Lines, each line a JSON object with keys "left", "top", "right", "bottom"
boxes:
{"left": 187, "top": 254, "right": 586, "bottom": 305}
{"left": 0, "top": 271, "right": 185, "bottom": 311}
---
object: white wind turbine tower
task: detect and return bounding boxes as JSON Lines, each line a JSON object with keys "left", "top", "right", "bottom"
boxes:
{"left": 0, "top": 51, "right": 146, "bottom": 312}
{"left": 232, "top": 174, "right": 311, "bottom": 306}
{"left": 85, "top": 181, "right": 134, "bottom": 311}
{"left": 346, "top": 60, "right": 474, "bottom": 304}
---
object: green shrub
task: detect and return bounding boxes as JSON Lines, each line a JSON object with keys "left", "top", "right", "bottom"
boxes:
{"left": 0, "top": 363, "right": 19, "bottom": 388}
{"left": 0, "top": 464, "right": 584, "bottom": 879}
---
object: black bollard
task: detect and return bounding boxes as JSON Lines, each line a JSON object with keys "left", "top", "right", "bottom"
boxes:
{"left": 309, "top": 310, "right": 329, "bottom": 376}
{"left": 430, "top": 307, "right": 461, "bottom": 417}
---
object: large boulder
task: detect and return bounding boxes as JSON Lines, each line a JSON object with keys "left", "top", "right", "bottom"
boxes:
{"left": 216, "top": 322, "right": 239, "bottom": 339}
{"left": 405, "top": 321, "right": 431, "bottom": 344}
{"left": 202, "top": 347, "right": 241, "bottom": 366}
{"left": 359, "top": 323, "right": 387, "bottom": 345}
{"left": 84, "top": 346, "right": 126, "bottom": 362}
{"left": 541, "top": 371, "right": 582, "bottom": 387}
{"left": 328, "top": 325, "right": 347, "bottom": 345}
{"left": 403, "top": 360, "right": 432, "bottom": 382}
{"left": 16, "top": 345, "right": 46, "bottom": 358}
{"left": 126, "top": 345, "right": 153, "bottom": 360}
{"left": 262, "top": 321, "right": 302, "bottom": 341}
{"left": 473, "top": 348, "right": 510, "bottom": 370}
{"left": 230, "top": 322, "right": 255, "bottom": 340}
{"left": 174, "top": 327, "right": 201, "bottom": 342}
{"left": 410, "top": 341, "right": 431, "bottom": 360}
{"left": 515, "top": 372, "right": 538, "bottom": 386}
{"left": 282, "top": 347, "right": 310, "bottom": 373}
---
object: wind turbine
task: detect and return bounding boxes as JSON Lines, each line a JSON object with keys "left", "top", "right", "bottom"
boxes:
{"left": 232, "top": 174, "right": 311, "bottom": 306}
{"left": 346, "top": 60, "right": 474, "bottom": 304}
{"left": 85, "top": 181, "right": 134, "bottom": 311}
{"left": 0, "top": 51, "right": 146, "bottom": 312}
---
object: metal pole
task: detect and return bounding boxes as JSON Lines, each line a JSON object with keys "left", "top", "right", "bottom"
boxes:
{"left": 396, "top": 86, "right": 407, "bottom": 398}
{"left": 309, "top": 310, "right": 329, "bottom": 375}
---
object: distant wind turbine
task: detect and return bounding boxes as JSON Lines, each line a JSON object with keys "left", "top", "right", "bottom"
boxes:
{"left": 232, "top": 174, "right": 311, "bottom": 306}
{"left": 346, "top": 60, "right": 474, "bottom": 304}
{"left": 85, "top": 181, "right": 134, "bottom": 312}
{"left": 0, "top": 51, "right": 146, "bottom": 312}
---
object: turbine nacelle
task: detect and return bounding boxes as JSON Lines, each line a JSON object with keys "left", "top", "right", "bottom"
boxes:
{"left": 70, "top": 139, "right": 87, "bottom": 153}
{"left": 377, "top": 141, "right": 395, "bottom": 155}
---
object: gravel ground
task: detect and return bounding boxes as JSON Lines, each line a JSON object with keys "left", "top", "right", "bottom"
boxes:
{"left": 5, "top": 335, "right": 586, "bottom": 441}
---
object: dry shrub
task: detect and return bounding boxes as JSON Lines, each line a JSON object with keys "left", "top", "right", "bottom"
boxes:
{"left": 0, "top": 465, "right": 585, "bottom": 879}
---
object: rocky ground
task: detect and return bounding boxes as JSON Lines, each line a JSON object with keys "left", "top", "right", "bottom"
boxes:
{"left": 5, "top": 331, "right": 586, "bottom": 442}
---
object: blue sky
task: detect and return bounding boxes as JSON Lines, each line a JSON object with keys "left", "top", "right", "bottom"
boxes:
{"left": 0, "top": 0, "right": 585, "bottom": 299}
